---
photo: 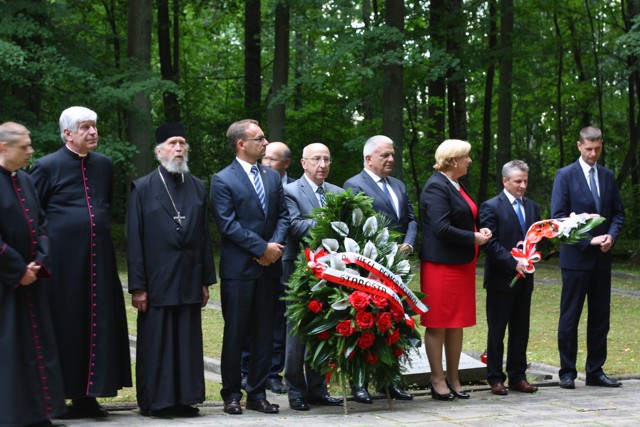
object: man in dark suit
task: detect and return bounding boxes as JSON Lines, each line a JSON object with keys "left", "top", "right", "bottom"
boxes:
{"left": 210, "top": 120, "right": 290, "bottom": 415}
{"left": 551, "top": 126, "right": 625, "bottom": 390}
{"left": 283, "top": 143, "right": 343, "bottom": 411}
{"left": 480, "top": 160, "right": 540, "bottom": 396}
{"left": 343, "top": 135, "right": 415, "bottom": 402}
{"left": 239, "top": 141, "right": 295, "bottom": 395}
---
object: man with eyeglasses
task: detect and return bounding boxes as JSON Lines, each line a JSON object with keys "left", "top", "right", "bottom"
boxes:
{"left": 31, "top": 106, "right": 132, "bottom": 419}
{"left": 210, "top": 119, "right": 290, "bottom": 415}
{"left": 282, "top": 143, "right": 343, "bottom": 411}
{"left": 343, "top": 134, "right": 416, "bottom": 403}
{"left": 237, "top": 141, "right": 295, "bottom": 395}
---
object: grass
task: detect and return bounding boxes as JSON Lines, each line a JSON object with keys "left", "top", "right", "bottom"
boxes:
{"left": 110, "top": 256, "right": 639, "bottom": 403}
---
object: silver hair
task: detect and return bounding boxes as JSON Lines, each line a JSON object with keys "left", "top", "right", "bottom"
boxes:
{"left": 362, "top": 135, "right": 393, "bottom": 165}
{"left": 502, "top": 159, "right": 529, "bottom": 179}
{"left": 59, "top": 106, "right": 97, "bottom": 142}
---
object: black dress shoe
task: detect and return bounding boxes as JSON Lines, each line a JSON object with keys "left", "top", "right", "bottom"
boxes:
{"left": 351, "top": 387, "right": 373, "bottom": 404}
{"left": 289, "top": 397, "right": 310, "bottom": 411}
{"left": 266, "top": 376, "right": 287, "bottom": 394}
{"left": 446, "top": 379, "right": 470, "bottom": 399}
{"left": 139, "top": 407, "right": 172, "bottom": 417}
{"left": 223, "top": 398, "right": 242, "bottom": 415}
{"left": 308, "top": 394, "right": 342, "bottom": 406}
{"left": 246, "top": 398, "right": 280, "bottom": 413}
{"left": 59, "top": 399, "right": 109, "bottom": 419}
{"left": 171, "top": 405, "right": 200, "bottom": 417}
{"left": 586, "top": 373, "right": 621, "bottom": 387}
{"left": 429, "top": 382, "right": 454, "bottom": 401}
{"left": 379, "top": 385, "right": 414, "bottom": 400}
{"left": 559, "top": 374, "right": 575, "bottom": 389}
{"left": 25, "top": 421, "right": 54, "bottom": 427}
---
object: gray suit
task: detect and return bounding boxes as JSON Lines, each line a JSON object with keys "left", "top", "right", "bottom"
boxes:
{"left": 283, "top": 177, "right": 343, "bottom": 400}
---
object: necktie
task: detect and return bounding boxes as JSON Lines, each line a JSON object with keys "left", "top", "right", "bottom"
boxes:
{"left": 251, "top": 165, "right": 266, "bottom": 211}
{"left": 380, "top": 179, "right": 399, "bottom": 218}
{"left": 513, "top": 199, "right": 526, "bottom": 234}
{"left": 317, "top": 186, "right": 326, "bottom": 207}
{"left": 589, "top": 167, "right": 600, "bottom": 213}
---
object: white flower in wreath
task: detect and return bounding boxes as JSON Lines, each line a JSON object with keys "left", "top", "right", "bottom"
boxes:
{"left": 331, "top": 221, "right": 349, "bottom": 237}
{"left": 362, "top": 216, "right": 378, "bottom": 237}
{"left": 363, "top": 240, "right": 378, "bottom": 260}
{"left": 351, "top": 207, "right": 364, "bottom": 226}
{"left": 396, "top": 259, "right": 410, "bottom": 275}
{"left": 322, "top": 238, "right": 340, "bottom": 252}
{"left": 375, "top": 227, "right": 389, "bottom": 245}
{"left": 386, "top": 254, "right": 395, "bottom": 268}
{"left": 344, "top": 238, "right": 360, "bottom": 254}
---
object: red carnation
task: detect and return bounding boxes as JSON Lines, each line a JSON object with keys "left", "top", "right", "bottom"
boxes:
{"left": 308, "top": 300, "right": 323, "bottom": 313}
{"left": 386, "top": 328, "right": 400, "bottom": 346}
{"left": 355, "top": 311, "right": 375, "bottom": 329}
{"left": 357, "top": 332, "right": 376, "bottom": 350}
{"left": 348, "top": 291, "right": 371, "bottom": 311}
{"left": 317, "top": 330, "right": 330, "bottom": 340}
{"left": 393, "top": 347, "right": 404, "bottom": 357}
{"left": 371, "top": 294, "right": 389, "bottom": 309}
{"left": 365, "top": 351, "right": 379, "bottom": 365}
{"left": 336, "top": 320, "right": 355, "bottom": 337}
{"left": 376, "top": 311, "right": 392, "bottom": 332}
{"left": 405, "top": 317, "right": 415, "bottom": 329}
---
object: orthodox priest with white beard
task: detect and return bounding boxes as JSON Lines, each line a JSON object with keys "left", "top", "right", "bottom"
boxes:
{"left": 127, "top": 123, "right": 216, "bottom": 418}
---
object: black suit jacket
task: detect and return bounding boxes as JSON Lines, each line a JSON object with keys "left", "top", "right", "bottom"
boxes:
{"left": 210, "top": 159, "right": 290, "bottom": 280}
{"left": 480, "top": 192, "right": 540, "bottom": 292}
{"left": 343, "top": 170, "right": 417, "bottom": 248}
{"left": 551, "top": 161, "right": 625, "bottom": 270}
{"left": 418, "top": 172, "right": 478, "bottom": 265}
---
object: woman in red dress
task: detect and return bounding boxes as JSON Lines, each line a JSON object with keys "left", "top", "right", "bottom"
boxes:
{"left": 418, "top": 139, "right": 492, "bottom": 400}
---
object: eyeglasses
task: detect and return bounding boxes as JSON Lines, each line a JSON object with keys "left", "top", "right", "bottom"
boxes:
{"left": 243, "top": 135, "right": 268, "bottom": 142}
{"left": 304, "top": 156, "right": 332, "bottom": 165}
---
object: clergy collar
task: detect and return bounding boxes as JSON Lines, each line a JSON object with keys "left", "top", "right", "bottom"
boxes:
{"left": 0, "top": 164, "right": 15, "bottom": 177}
{"left": 65, "top": 145, "right": 89, "bottom": 158}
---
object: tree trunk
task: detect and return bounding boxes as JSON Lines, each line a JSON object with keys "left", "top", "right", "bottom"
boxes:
{"left": 553, "top": 11, "right": 565, "bottom": 167}
{"left": 496, "top": 0, "right": 514, "bottom": 191}
{"left": 245, "top": 0, "right": 262, "bottom": 120}
{"left": 446, "top": 0, "right": 467, "bottom": 141}
{"left": 382, "top": 0, "right": 404, "bottom": 178}
{"left": 127, "top": 0, "right": 153, "bottom": 177}
{"left": 426, "top": 0, "right": 446, "bottom": 148}
{"left": 266, "top": 0, "right": 289, "bottom": 140}
{"left": 478, "top": 0, "right": 498, "bottom": 204}
{"left": 158, "top": 0, "right": 180, "bottom": 123}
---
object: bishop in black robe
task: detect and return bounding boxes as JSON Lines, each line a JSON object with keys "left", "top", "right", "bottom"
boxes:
{"left": 0, "top": 122, "right": 67, "bottom": 426}
{"left": 127, "top": 123, "right": 216, "bottom": 417}
{"left": 30, "top": 107, "right": 131, "bottom": 417}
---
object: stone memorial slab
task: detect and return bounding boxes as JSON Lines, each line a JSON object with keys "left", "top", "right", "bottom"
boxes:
{"left": 400, "top": 344, "right": 487, "bottom": 387}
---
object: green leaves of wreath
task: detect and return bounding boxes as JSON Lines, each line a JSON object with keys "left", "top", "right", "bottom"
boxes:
{"left": 285, "top": 189, "right": 424, "bottom": 390}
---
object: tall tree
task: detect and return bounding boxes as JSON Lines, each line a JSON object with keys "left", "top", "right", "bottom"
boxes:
{"left": 127, "top": 0, "right": 153, "bottom": 176}
{"left": 496, "top": 0, "right": 514, "bottom": 191}
{"left": 245, "top": 0, "right": 262, "bottom": 120}
{"left": 382, "top": 0, "right": 405, "bottom": 178}
{"left": 446, "top": 0, "right": 467, "bottom": 141}
{"left": 426, "top": 0, "right": 446, "bottom": 147}
{"left": 158, "top": 0, "right": 181, "bottom": 122}
{"left": 266, "top": 0, "right": 289, "bottom": 140}
{"left": 478, "top": 0, "right": 498, "bottom": 203}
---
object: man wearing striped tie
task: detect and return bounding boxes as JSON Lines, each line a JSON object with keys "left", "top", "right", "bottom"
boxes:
{"left": 210, "top": 120, "right": 290, "bottom": 415}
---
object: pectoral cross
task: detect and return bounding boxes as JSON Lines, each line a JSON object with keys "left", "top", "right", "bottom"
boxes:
{"left": 174, "top": 212, "right": 186, "bottom": 225}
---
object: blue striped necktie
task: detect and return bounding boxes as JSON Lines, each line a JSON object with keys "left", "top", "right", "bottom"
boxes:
{"left": 251, "top": 165, "right": 266, "bottom": 211}
{"left": 513, "top": 199, "right": 525, "bottom": 234}
{"left": 317, "top": 186, "right": 326, "bottom": 207}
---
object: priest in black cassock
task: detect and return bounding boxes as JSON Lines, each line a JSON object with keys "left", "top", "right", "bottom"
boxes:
{"left": 30, "top": 107, "right": 132, "bottom": 419}
{"left": 0, "top": 122, "right": 67, "bottom": 427}
{"left": 127, "top": 123, "right": 216, "bottom": 418}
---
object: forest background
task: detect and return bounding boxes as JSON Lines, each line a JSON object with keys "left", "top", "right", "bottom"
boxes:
{"left": 1, "top": 0, "right": 639, "bottom": 257}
